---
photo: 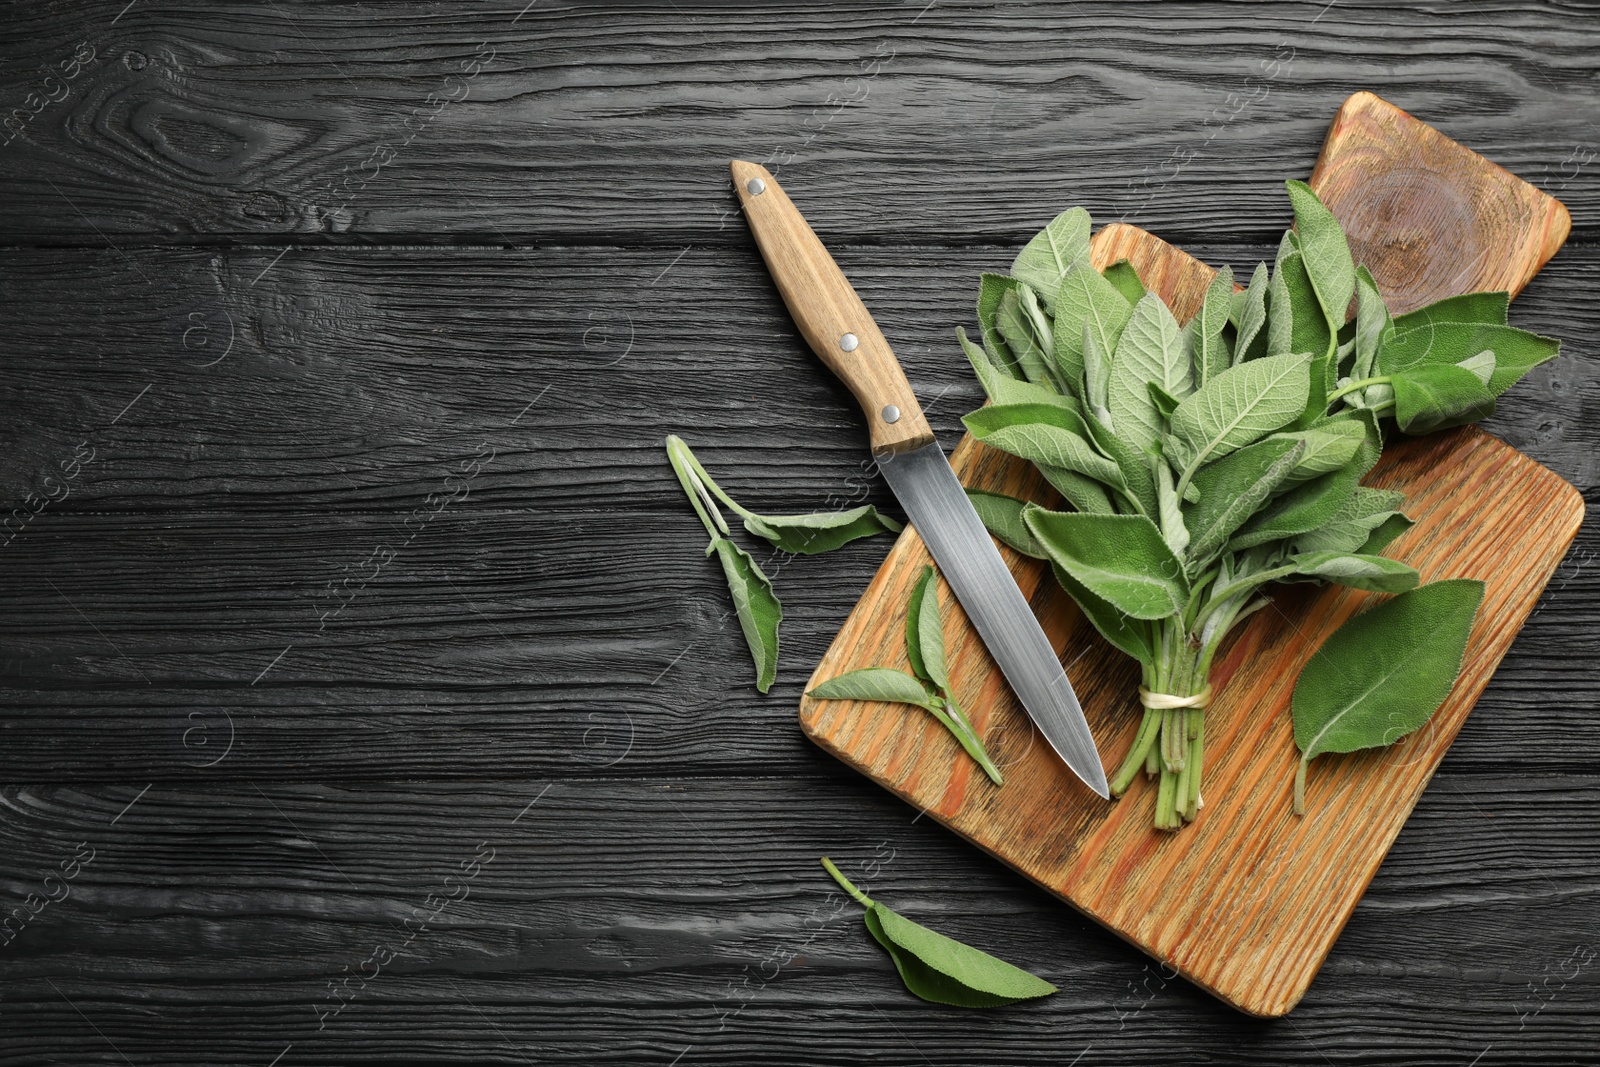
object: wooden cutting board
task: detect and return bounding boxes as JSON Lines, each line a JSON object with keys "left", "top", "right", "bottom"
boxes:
{"left": 797, "top": 92, "right": 1582, "bottom": 1017}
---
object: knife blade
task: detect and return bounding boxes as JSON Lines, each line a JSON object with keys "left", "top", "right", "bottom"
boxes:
{"left": 730, "top": 159, "right": 1109, "bottom": 798}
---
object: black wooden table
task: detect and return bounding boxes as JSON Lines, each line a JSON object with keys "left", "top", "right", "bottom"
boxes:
{"left": 2, "top": 3, "right": 1597, "bottom": 1063}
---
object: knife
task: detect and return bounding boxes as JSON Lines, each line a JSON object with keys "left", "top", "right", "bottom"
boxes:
{"left": 731, "top": 160, "right": 1109, "bottom": 798}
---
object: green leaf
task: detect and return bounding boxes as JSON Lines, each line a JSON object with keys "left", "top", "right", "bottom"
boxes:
{"left": 1282, "top": 248, "right": 1335, "bottom": 359}
{"left": 966, "top": 489, "right": 1046, "bottom": 559}
{"left": 1102, "top": 259, "right": 1146, "bottom": 304}
{"left": 1081, "top": 321, "right": 1114, "bottom": 426}
{"left": 1291, "top": 579, "right": 1485, "bottom": 814}
{"left": 1290, "top": 550, "right": 1419, "bottom": 592}
{"left": 1037, "top": 463, "right": 1116, "bottom": 515}
{"left": 1232, "top": 262, "right": 1271, "bottom": 364}
{"left": 867, "top": 903, "right": 1058, "bottom": 1007}
{"left": 1352, "top": 266, "right": 1390, "bottom": 381}
{"left": 1168, "top": 352, "right": 1311, "bottom": 478}
{"left": 807, "top": 666, "right": 938, "bottom": 711}
{"left": 1376, "top": 322, "right": 1560, "bottom": 398}
{"left": 1024, "top": 508, "right": 1188, "bottom": 620}
{"left": 963, "top": 405, "right": 1124, "bottom": 489}
{"left": 1049, "top": 562, "right": 1155, "bottom": 664}
{"left": 709, "top": 537, "right": 783, "bottom": 693}
{"left": 1078, "top": 407, "right": 1158, "bottom": 519}
{"left": 1285, "top": 180, "right": 1356, "bottom": 330}
{"left": 1155, "top": 462, "right": 1190, "bottom": 556}
{"left": 976, "top": 273, "right": 1023, "bottom": 378}
{"left": 743, "top": 505, "right": 903, "bottom": 555}
{"left": 1390, "top": 363, "right": 1496, "bottom": 434}
{"left": 1268, "top": 421, "right": 1366, "bottom": 484}
{"left": 1147, "top": 380, "right": 1181, "bottom": 421}
{"left": 957, "top": 331, "right": 1080, "bottom": 409}
{"left": 1228, "top": 462, "right": 1363, "bottom": 552}
{"left": 1110, "top": 292, "right": 1192, "bottom": 453}
{"left": 957, "top": 326, "right": 1015, "bottom": 402}
{"left": 906, "top": 565, "right": 949, "bottom": 692}
{"left": 1359, "top": 512, "right": 1414, "bottom": 556}
{"left": 1188, "top": 265, "right": 1235, "bottom": 387}
{"left": 1293, "top": 487, "right": 1408, "bottom": 554}
{"left": 1184, "top": 439, "right": 1306, "bottom": 565}
{"left": 1054, "top": 263, "right": 1134, "bottom": 395}
{"left": 1456, "top": 349, "right": 1496, "bottom": 385}
{"left": 996, "top": 287, "right": 1055, "bottom": 387}
{"left": 1391, "top": 291, "right": 1509, "bottom": 332}
{"left": 1011, "top": 207, "right": 1091, "bottom": 310}
{"left": 1266, "top": 251, "right": 1295, "bottom": 357}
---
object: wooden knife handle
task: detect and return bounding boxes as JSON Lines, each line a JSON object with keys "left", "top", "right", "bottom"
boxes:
{"left": 731, "top": 160, "right": 935, "bottom": 455}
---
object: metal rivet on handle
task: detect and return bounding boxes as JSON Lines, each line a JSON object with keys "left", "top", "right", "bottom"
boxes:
{"left": 746, "top": 178, "right": 766, "bottom": 195}
{"left": 881, "top": 405, "right": 901, "bottom": 424}
{"left": 839, "top": 332, "right": 859, "bottom": 352}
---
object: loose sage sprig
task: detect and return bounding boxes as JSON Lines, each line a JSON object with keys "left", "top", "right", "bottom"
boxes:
{"left": 957, "top": 182, "right": 1559, "bottom": 829}
{"left": 808, "top": 565, "right": 1003, "bottom": 784}
{"left": 666, "top": 435, "right": 901, "bottom": 692}
{"left": 820, "top": 857, "right": 1057, "bottom": 1007}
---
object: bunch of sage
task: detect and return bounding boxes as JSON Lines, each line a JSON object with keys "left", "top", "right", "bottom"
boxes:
{"left": 960, "top": 182, "right": 1559, "bottom": 829}
{"left": 820, "top": 857, "right": 1057, "bottom": 1006}
{"left": 808, "top": 565, "right": 1003, "bottom": 784}
{"left": 666, "top": 435, "right": 901, "bottom": 692}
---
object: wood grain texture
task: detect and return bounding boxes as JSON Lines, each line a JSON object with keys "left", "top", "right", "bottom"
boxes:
{"left": 799, "top": 116, "right": 1584, "bottom": 1012}
{"left": 3, "top": 2, "right": 1600, "bottom": 243}
{"left": 730, "top": 159, "right": 934, "bottom": 454}
{"left": 1309, "top": 92, "right": 1572, "bottom": 315}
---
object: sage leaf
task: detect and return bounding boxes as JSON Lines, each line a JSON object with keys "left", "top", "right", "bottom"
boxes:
{"left": 1011, "top": 207, "right": 1091, "bottom": 309}
{"left": 1291, "top": 579, "right": 1485, "bottom": 814}
{"left": 1081, "top": 321, "right": 1114, "bottom": 427}
{"left": 744, "top": 505, "right": 903, "bottom": 555}
{"left": 1285, "top": 180, "right": 1356, "bottom": 330}
{"left": 976, "top": 273, "right": 1024, "bottom": 376}
{"left": 1391, "top": 291, "right": 1509, "bottom": 331}
{"left": 1103, "top": 259, "right": 1146, "bottom": 304}
{"left": 1232, "top": 262, "right": 1270, "bottom": 364}
{"left": 958, "top": 325, "right": 1014, "bottom": 402}
{"left": 1051, "top": 562, "right": 1155, "bottom": 664}
{"left": 906, "top": 565, "right": 949, "bottom": 691}
{"left": 1228, "top": 462, "right": 1362, "bottom": 552}
{"left": 967, "top": 488, "right": 1047, "bottom": 559}
{"left": 1268, "top": 421, "right": 1366, "bottom": 483}
{"left": 1390, "top": 363, "right": 1496, "bottom": 434}
{"left": 1184, "top": 439, "right": 1306, "bottom": 565}
{"left": 963, "top": 406, "right": 1124, "bottom": 489}
{"left": 807, "top": 666, "right": 938, "bottom": 711}
{"left": 1156, "top": 462, "right": 1190, "bottom": 556}
{"left": 1024, "top": 507, "right": 1188, "bottom": 619}
{"left": 1359, "top": 512, "right": 1414, "bottom": 556}
{"left": 1168, "top": 353, "right": 1311, "bottom": 482}
{"left": 1290, "top": 550, "right": 1419, "bottom": 592}
{"left": 821, "top": 858, "right": 1058, "bottom": 1007}
{"left": 1054, "top": 263, "right": 1134, "bottom": 394}
{"left": 1110, "top": 292, "right": 1192, "bottom": 453}
{"left": 1189, "top": 265, "right": 1236, "bottom": 387}
{"left": 709, "top": 537, "right": 782, "bottom": 693}
{"left": 1352, "top": 266, "right": 1389, "bottom": 381}
{"left": 1038, "top": 463, "right": 1116, "bottom": 515}
{"left": 1293, "top": 487, "right": 1408, "bottom": 554}
{"left": 1266, "top": 254, "right": 1295, "bottom": 357}
{"left": 1079, "top": 410, "right": 1159, "bottom": 519}
{"left": 997, "top": 287, "right": 1056, "bottom": 387}
{"left": 1281, "top": 248, "right": 1335, "bottom": 359}
{"left": 1376, "top": 322, "right": 1560, "bottom": 397}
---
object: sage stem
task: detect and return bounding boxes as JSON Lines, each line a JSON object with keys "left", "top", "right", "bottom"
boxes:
{"left": 820, "top": 856, "right": 874, "bottom": 907}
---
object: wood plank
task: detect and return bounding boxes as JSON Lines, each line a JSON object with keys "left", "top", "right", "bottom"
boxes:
{"left": 1, "top": 243, "right": 1595, "bottom": 520}
{"left": 0, "top": 777, "right": 1594, "bottom": 1064}
{"left": 2, "top": 2, "right": 1598, "bottom": 241}
{"left": 798, "top": 205, "right": 1584, "bottom": 1012}
{"left": 0, "top": 508, "right": 1593, "bottom": 781}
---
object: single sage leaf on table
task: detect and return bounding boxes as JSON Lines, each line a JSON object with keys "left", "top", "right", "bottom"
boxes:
{"left": 821, "top": 858, "right": 1058, "bottom": 1008}
{"left": 1291, "top": 578, "right": 1486, "bottom": 814}
{"left": 707, "top": 538, "right": 782, "bottom": 693}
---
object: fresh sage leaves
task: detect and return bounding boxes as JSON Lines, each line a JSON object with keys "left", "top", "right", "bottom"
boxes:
{"left": 809, "top": 565, "right": 1003, "bottom": 784}
{"left": 666, "top": 435, "right": 901, "bottom": 692}
{"left": 820, "top": 857, "right": 1057, "bottom": 1007}
{"left": 958, "top": 182, "right": 1559, "bottom": 829}
{"left": 1291, "top": 579, "right": 1485, "bottom": 814}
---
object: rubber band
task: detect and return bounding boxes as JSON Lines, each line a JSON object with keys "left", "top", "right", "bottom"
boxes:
{"left": 1138, "top": 685, "right": 1213, "bottom": 710}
